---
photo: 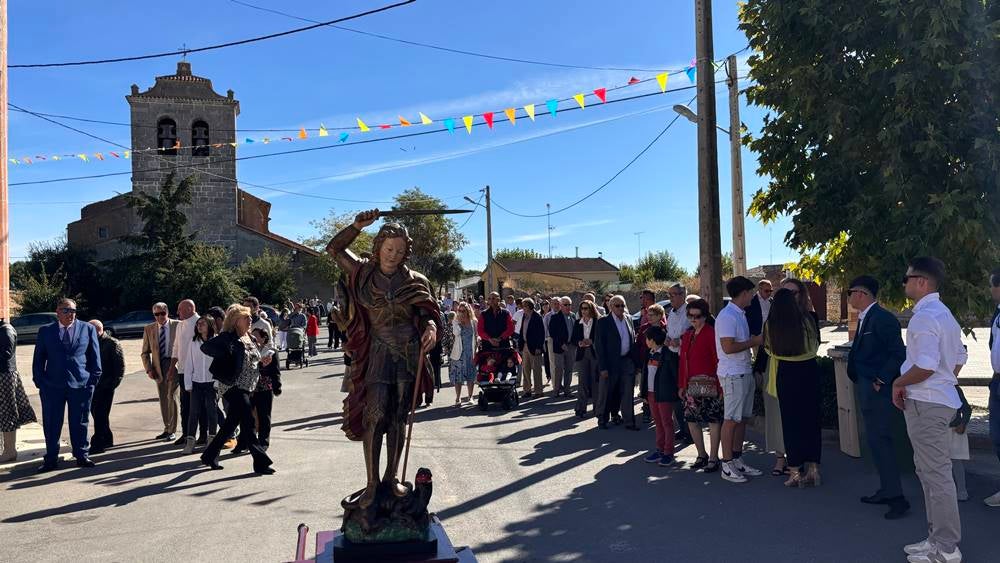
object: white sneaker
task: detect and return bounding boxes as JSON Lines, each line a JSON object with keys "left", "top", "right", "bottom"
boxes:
{"left": 903, "top": 539, "right": 934, "bottom": 555}
{"left": 984, "top": 490, "right": 1000, "bottom": 507}
{"left": 733, "top": 458, "right": 762, "bottom": 477}
{"left": 720, "top": 461, "right": 748, "bottom": 483}
{"left": 906, "top": 546, "right": 961, "bottom": 563}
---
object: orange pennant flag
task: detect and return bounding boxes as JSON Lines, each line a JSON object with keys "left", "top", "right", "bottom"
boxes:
{"left": 399, "top": 116, "right": 411, "bottom": 127}
{"left": 573, "top": 93, "right": 586, "bottom": 109}
{"left": 524, "top": 104, "right": 536, "bottom": 121}
{"left": 298, "top": 128, "right": 308, "bottom": 139}
{"left": 504, "top": 108, "right": 516, "bottom": 125}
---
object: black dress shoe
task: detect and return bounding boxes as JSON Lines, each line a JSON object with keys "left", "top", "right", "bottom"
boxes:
{"left": 611, "top": 416, "right": 623, "bottom": 425}
{"left": 89, "top": 446, "right": 106, "bottom": 455}
{"left": 76, "top": 457, "right": 97, "bottom": 468}
{"left": 884, "top": 497, "right": 910, "bottom": 520}
{"left": 154, "top": 432, "right": 172, "bottom": 440}
{"left": 173, "top": 436, "right": 187, "bottom": 446}
{"left": 200, "top": 454, "right": 223, "bottom": 470}
{"left": 625, "top": 425, "right": 641, "bottom": 431}
{"left": 254, "top": 466, "right": 276, "bottom": 475}
{"left": 195, "top": 436, "right": 207, "bottom": 446}
{"left": 598, "top": 421, "right": 609, "bottom": 429}
{"left": 36, "top": 462, "right": 59, "bottom": 474}
{"left": 860, "top": 493, "right": 892, "bottom": 505}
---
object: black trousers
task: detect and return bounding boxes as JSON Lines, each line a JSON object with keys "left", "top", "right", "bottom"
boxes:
{"left": 90, "top": 385, "right": 116, "bottom": 450}
{"left": 205, "top": 388, "right": 272, "bottom": 470}
{"left": 251, "top": 390, "right": 274, "bottom": 447}
{"left": 327, "top": 324, "right": 337, "bottom": 348}
{"left": 179, "top": 388, "right": 191, "bottom": 437}
{"left": 776, "top": 358, "right": 822, "bottom": 467}
{"left": 665, "top": 350, "right": 691, "bottom": 439}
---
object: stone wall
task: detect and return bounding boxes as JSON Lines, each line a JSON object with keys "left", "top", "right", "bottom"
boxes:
{"left": 234, "top": 228, "right": 329, "bottom": 299}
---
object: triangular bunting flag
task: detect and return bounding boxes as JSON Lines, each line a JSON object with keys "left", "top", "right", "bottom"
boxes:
{"left": 628, "top": 76, "right": 641, "bottom": 85}
{"left": 573, "top": 94, "right": 586, "bottom": 109}
{"left": 124, "top": 151, "right": 130, "bottom": 158}
{"left": 35, "top": 156, "right": 46, "bottom": 160}
{"left": 228, "top": 143, "right": 237, "bottom": 148}
{"left": 23, "top": 157, "right": 32, "bottom": 165}
{"left": 319, "top": 124, "right": 329, "bottom": 137}
{"left": 263, "top": 137, "right": 270, "bottom": 144}
{"left": 95, "top": 153, "right": 104, "bottom": 161}
{"left": 8, "top": 159, "right": 17, "bottom": 165}
{"left": 282, "top": 137, "right": 293, "bottom": 142}
{"left": 339, "top": 132, "right": 349, "bottom": 143}
{"left": 685, "top": 66, "right": 696, "bottom": 84}
{"left": 245, "top": 138, "right": 254, "bottom": 143}
{"left": 545, "top": 99, "right": 558, "bottom": 117}
{"left": 78, "top": 154, "right": 88, "bottom": 162}
{"left": 656, "top": 72, "right": 668, "bottom": 92}
{"left": 504, "top": 108, "right": 516, "bottom": 125}
{"left": 379, "top": 124, "right": 391, "bottom": 130}
{"left": 298, "top": 128, "right": 308, "bottom": 139}
{"left": 462, "top": 115, "right": 474, "bottom": 134}
{"left": 52, "top": 155, "right": 61, "bottom": 161}
{"left": 419, "top": 112, "right": 432, "bottom": 125}
{"left": 524, "top": 104, "right": 535, "bottom": 121}
{"left": 443, "top": 118, "right": 456, "bottom": 133}
{"left": 483, "top": 112, "right": 494, "bottom": 129}
{"left": 357, "top": 118, "right": 370, "bottom": 132}
{"left": 110, "top": 152, "right": 120, "bottom": 158}
{"left": 594, "top": 88, "right": 607, "bottom": 103}
{"left": 399, "top": 116, "right": 411, "bottom": 127}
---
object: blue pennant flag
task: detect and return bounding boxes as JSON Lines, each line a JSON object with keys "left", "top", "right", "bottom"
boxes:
{"left": 339, "top": 132, "right": 349, "bottom": 143}
{"left": 685, "top": 66, "right": 697, "bottom": 84}
{"left": 443, "top": 118, "right": 455, "bottom": 133}
{"left": 545, "top": 99, "right": 558, "bottom": 117}
{"left": 245, "top": 138, "right": 255, "bottom": 144}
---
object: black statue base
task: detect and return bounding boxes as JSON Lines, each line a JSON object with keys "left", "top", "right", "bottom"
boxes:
{"left": 340, "top": 472, "right": 433, "bottom": 545}
{"left": 332, "top": 528, "right": 437, "bottom": 562}
{"left": 294, "top": 516, "right": 477, "bottom": 562}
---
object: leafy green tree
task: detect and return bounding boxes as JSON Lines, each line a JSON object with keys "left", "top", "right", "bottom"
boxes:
{"left": 169, "top": 244, "right": 244, "bottom": 309}
{"left": 424, "top": 252, "right": 464, "bottom": 296}
{"left": 10, "top": 238, "right": 107, "bottom": 316}
{"left": 16, "top": 268, "right": 72, "bottom": 315}
{"left": 495, "top": 248, "right": 544, "bottom": 262}
{"left": 390, "top": 188, "right": 468, "bottom": 275}
{"left": 301, "top": 209, "right": 375, "bottom": 284}
{"left": 236, "top": 249, "right": 297, "bottom": 305}
{"left": 740, "top": 0, "right": 1000, "bottom": 320}
{"left": 635, "top": 250, "right": 687, "bottom": 282}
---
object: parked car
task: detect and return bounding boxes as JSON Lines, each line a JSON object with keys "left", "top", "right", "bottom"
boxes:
{"left": 104, "top": 310, "right": 157, "bottom": 339}
{"left": 10, "top": 312, "right": 59, "bottom": 343}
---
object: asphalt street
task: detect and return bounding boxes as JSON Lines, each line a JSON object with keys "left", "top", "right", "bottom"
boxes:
{"left": 1, "top": 344, "right": 998, "bottom": 562}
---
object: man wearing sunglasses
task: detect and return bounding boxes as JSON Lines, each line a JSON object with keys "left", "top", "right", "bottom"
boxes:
{"left": 32, "top": 298, "right": 103, "bottom": 472}
{"left": 986, "top": 269, "right": 1000, "bottom": 508}
{"left": 895, "top": 257, "right": 965, "bottom": 563}
{"left": 141, "top": 302, "right": 182, "bottom": 441}
{"left": 846, "top": 275, "right": 908, "bottom": 519}
{"left": 595, "top": 295, "right": 638, "bottom": 430}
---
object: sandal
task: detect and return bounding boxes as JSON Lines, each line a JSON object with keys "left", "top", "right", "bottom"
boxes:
{"left": 691, "top": 456, "right": 708, "bottom": 471}
{"left": 702, "top": 459, "right": 720, "bottom": 473}
{"left": 772, "top": 459, "right": 789, "bottom": 476}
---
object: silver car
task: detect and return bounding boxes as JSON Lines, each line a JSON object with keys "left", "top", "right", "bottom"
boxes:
{"left": 104, "top": 310, "right": 157, "bottom": 339}
{"left": 10, "top": 312, "right": 59, "bottom": 343}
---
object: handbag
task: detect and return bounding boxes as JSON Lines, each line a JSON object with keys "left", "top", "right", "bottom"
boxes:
{"left": 684, "top": 331, "right": 718, "bottom": 399}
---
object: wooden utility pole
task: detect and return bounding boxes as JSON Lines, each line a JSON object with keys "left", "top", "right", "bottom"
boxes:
{"left": 485, "top": 185, "right": 495, "bottom": 294}
{"left": 0, "top": 0, "right": 9, "bottom": 321}
{"left": 695, "top": 0, "right": 724, "bottom": 312}
{"left": 727, "top": 54, "right": 747, "bottom": 276}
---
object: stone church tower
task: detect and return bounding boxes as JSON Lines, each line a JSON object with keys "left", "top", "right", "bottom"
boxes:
{"left": 126, "top": 60, "right": 240, "bottom": 252}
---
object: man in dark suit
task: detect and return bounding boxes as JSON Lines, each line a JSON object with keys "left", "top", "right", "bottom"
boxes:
{"left": 846, "top": 275, "right": 908, "bottom": 519}
{"left": 518, "top": 299, "right": 547, "bottom": 398}
{"left": 88, "top": 320, "right": 125, "bottom": 454}
{"left": 595, "top": 295, "right": 638, "bottom": 430}
{"left": 549, "top": 296, "right": 577, "bottom": 398}
{"left": 745, "top": 279, "right": 772, "bottom": 374}
{"left": 32, "top": 298, "right": 103, "bottom": 472}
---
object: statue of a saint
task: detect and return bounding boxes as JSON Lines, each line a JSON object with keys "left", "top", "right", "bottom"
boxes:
{"left": 326, "top": 209, "right": 439, "bottom": 515}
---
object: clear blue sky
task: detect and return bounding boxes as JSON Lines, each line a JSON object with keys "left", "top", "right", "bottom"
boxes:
{"left": 6, "top": 0, "right": 795, "bottom": 272}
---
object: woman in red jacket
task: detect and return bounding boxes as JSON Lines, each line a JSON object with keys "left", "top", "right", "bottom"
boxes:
{"left": 305, "top": 308, "right": 320, "bottom": 357}
{"left": 678, "top": 298, "right": 723, "bottom": 473}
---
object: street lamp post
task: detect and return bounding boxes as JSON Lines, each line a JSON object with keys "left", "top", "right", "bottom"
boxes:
{"left": 464, "top": 186, "right": 495, "bottom": 294}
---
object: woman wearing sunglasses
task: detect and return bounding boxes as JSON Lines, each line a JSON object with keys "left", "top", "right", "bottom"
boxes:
{"left": 678, "top": 298, "right": 723, "bottom": 472}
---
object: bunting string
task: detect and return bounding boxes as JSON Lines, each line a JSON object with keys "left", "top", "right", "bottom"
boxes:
{"left": 7, "top": 59, "right": 726, "bottom": 167}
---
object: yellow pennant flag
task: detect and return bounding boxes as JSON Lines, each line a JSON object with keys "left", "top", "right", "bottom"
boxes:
{"left": 399, "top": 116, "right": 411, "bottom": 127}
{"left": 524, "top": 104, "right": 536, "bottom": 121}
{"left": 656, "top": 72, "right": 668, "bottom": 92}
{"left": 229, "top": 143, "right": 237, "bottom": 148}
{"left": 462, "top": 115, "right": 474, "bottom": 134}
{"left": 298, "top": 128, "right": 308, "bottom": 139}
{"left": 504, "top": 108, "right": 516, "bottom": 125}
{"left": 319, "top": 124, "right": 329, "bottom": 137}
{"left": 357, "top": 118, "right": 370, "bottom": 132}
{"left": 124, "top": 151, "right": 130, "bottom": 159}
{"left": 77, "top": 154, "right": 88, "bottom": 162}
{"left": 419, "top": 112, "right": 432, "bottom": 125}
{"left": 52, "top": 155, "right": 61, "bottom": 161}
{"left": 573, "top": 93, "right": 586, "bottom": 109}
{"left": 263, "top": 137, "right": 270, "bottom": 144}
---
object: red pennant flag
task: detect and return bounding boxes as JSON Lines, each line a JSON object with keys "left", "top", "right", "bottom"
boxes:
{"left": 379, "top": 124, "right": 392, "bottom": 130}
{"left": 109, "top": 152, "right": 120, "bottom": 158}
{"left": 483, "top": 112, "right": 494, "bottom": 129}
{"left": 628, "top": 76, "right": 641, "bottom": 85}
{"left": 594, "top": 88, "right": 607, "bottom": 103}
{"left": 282, "top": 137, "right": 293, "bottom": 141}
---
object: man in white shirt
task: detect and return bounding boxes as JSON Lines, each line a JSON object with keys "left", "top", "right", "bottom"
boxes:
{"left": 984, "top": 269, "right": 1000, "bottom": 508}
{"left": 168, "top": 299, "right": 200, "bottom": 449}
{"left": 512, "top": 298, "right": 525, "bottom": 335}
{"left": 665, "top": 284, "right": 693, "bottom": 444}
{"left": 715, "top": 276, "right": 764, "bottom": 483}
{"left": 894, "top": 257, "right": 964, "bottom": 563}
{"left": 504, "top": 295, "right": 518, "bottom": 316}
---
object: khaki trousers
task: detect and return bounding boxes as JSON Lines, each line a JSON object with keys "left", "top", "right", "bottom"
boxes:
{"left": 521, "top": 350, "right": 544, "bottom": 394}
{"left": 156, "top": 370, "right": 180, "bottom": 434}
{"left": 904, "top": 399, "right": 961, "bottom": 552}
{"left": 553, "top": 345, "right": 576, "bottom": 395}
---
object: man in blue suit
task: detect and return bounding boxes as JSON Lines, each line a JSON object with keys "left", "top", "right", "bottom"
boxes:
{"left": 32, "top": 298, "right": 103, "bottom": 472}
{"left": 846, "top": 276, "right": 908, "bottom": 519}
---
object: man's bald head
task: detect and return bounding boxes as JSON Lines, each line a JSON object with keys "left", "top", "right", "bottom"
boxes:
{"left": 88, "top": 319, "right": 104, "bottom": 336}
{"left": 178, "top": 299, "right": 196, "bottom": 320}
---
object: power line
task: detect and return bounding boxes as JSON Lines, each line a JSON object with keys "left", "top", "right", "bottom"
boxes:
{"left": 8, "top": 0, "right": 416, "bottom": 69}
{"left": 229, "top": 0, "right": 693, "bottom": 73}
{"left": 10, "top": 78, "right": 731, "bottom": 187}
{"left": 490, "top": 95, "right": 695, "bottom": 218}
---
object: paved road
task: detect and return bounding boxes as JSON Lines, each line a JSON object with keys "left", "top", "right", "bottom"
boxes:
{"left": 2, "top": 345, "right": 998, "bottom": 562}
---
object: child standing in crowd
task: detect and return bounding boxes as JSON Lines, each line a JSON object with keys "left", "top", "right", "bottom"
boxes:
{"left": 182, "top": 316, "right": 218, "bottom": 454}
{"left": 640, "top": 326, "right": 678, "bottom": 466}
{"left": 950, "top": 386, "right": 972, "bottom": 502}
{"left": 305, "top": 308, "right": 320, "bottom": 357}
{"left": 250, "top": 328, "right": 282, "bottom": 452}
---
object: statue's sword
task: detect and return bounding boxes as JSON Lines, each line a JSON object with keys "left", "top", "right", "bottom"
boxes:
{"left": 377, "top": 209, "right": 473, "bottom": 218}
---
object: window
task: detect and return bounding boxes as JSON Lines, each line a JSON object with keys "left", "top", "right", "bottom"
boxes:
{"left": 157, "top": 118, "right": 178, "bottom": 155}
{"left": 98, "top": 226, "right": 109, "bottom": 239}
{"left": 192, "top": 120, "right": 210, "bottom": 157}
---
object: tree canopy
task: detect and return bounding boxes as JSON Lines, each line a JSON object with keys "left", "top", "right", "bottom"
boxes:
{"left": 740, "top": 0, "right": 1000, "bottom": 319}
{"left": 390, "top": 187, "right": 468, "bottom": 275}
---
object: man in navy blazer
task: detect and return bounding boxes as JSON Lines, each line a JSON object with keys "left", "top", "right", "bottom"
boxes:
{"left": 32, "top": 298, "right": 103, "bottom": 472}
{"left": 846, "top": 276, "right": 908, "bottom": 519}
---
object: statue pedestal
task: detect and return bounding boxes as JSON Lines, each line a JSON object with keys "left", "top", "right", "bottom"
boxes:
{"left": 293, "top": 516, "right": 477, "bottom": 562}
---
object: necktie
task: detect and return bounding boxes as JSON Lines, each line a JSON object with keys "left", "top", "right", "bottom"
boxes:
{"left": 159, "top": 325, "right": 167, "bottom": 360}
{"left": 62, "top": 326, "right": 72, "bottom": 352}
